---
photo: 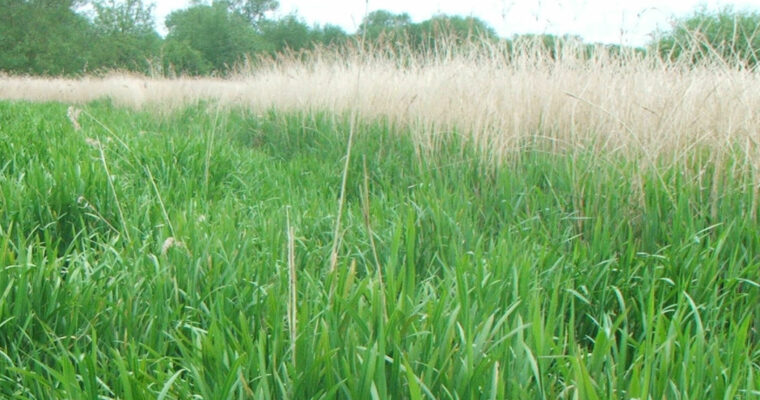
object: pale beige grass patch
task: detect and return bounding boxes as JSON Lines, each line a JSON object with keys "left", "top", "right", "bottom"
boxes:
{"left": 1, "top": 43, "right": 759, "bottom": 165}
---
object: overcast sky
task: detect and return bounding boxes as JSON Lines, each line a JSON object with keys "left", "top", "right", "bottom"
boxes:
{"left": 153, "top": 0, "right": 760, "bottom": 46}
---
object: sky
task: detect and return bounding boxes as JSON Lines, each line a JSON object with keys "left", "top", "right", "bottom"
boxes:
{"left": 153, "top": 0, "right": 760, "bottom": 46}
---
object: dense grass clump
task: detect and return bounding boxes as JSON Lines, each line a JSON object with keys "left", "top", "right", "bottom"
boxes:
{"left": 0, "top": 100, "right": 758, "bottom": 399}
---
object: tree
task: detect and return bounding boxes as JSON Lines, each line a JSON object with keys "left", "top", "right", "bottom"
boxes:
{"left": 160, "top": 39, "right": 211, "bottom": 75}
{"left": 92, "top": 0, "right": 155, "bottom": 36}
{"left": 164, "top": 2, "right": 259, "bottom": 72}
{"left": 0, "top": 0, "right": 93, "bottom": 75}
{"left": 412, "top": 15, "right": 497, "bottom": 50}
{"left": 356, "top": 11, "right": 499, "bottom": 52}
{"left": 358, "top": 10, "right": 413, "bottom": 42}
{"left": 653, "top": 6, "right": 760, "bottom": 68}
{"left": 258, "top": 14, "right": 311, "bottom": 54}
{"left": 90, "top": 0, "right": 161, "bottom": 72}
{"left": 223, "top": 0, "right": 278, "bottom": 24}
{"left": 311, "top": 23, "right": 349, "bottom": 47}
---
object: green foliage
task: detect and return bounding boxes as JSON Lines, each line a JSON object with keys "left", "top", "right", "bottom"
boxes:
{"left": 164, "top": 2, "right": 260, "bottom": 73}
{"left": 0, "top": 0, "right": 92, "bottom": 75}
{"left": 3, "top": 2, "right": 728, "bottom": 76}
{"left": 0, "top": 0, "right": 162, "bottom": 75}
{"left": 159, "top": 39, "right": 212, "bottom": 76}
{"left": 223, "top": 0, "right": 278, "bottom": 24}
{"left": 0, "top": 101, "right": 758, "bottom": 398}
{"left": 357, "top": 10, "right": 498, "bottom": 54}
{"left": 258, "top": 14, "right": 313, "bottom": 54}
{"left": 255, "top": 16, "right": 349, "bottom": 54}
{"left": 653, "top": 6, "right": 760, "bottom": 67}
{"left": 358, "top": 9, "right": 413, "bottom": 42}
{"left": 414, "top": 14, "right": 498, "bottom": 47}
{"left": 90, "top": 0, "right": 162, "bottom": 73}
{"left": 311, "top": 23, "right": 350, "bottom": 47}
{"left": 92, "top": 0, "right": 155, "bottom": 36}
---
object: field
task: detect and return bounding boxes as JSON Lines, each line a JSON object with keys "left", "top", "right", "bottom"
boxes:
{"left": 1, "top": 43, "right": 759, "bottom": 399}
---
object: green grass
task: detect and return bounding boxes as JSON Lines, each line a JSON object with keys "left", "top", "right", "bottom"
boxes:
{"left": 0, "top": 100, "right": 758, "bottom": 399}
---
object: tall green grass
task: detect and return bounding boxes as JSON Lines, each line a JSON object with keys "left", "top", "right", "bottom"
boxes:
{"left": 0, "top": 100, "right": 758, "bottom": 398}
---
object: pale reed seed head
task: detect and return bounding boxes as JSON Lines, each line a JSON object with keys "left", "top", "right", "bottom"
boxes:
{"left": 85, "top": 137, "right": 101, "bottom": 148}
{"left": 67, "top": 105, "right": 81, "bottom": 131}
{"left": 161, "top": 237, "right": 186, "bottom": 256}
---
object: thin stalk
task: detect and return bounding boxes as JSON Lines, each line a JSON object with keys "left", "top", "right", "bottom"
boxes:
{"left": 286, "top": 207, "right": 297, "bottom": 368}
{"left": 97, "top": 143, "right": 131, "bottom": 243}
{"left": 328, "top": 115, "right": 356, "bottom": 274}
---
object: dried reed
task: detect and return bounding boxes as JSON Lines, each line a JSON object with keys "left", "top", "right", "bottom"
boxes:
{"left": 1, "top": 40, "right": 758, "bottom": 164}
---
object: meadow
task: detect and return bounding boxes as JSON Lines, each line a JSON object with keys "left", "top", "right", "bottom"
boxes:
{"left": 0, "top": 42, "right": 759, "bottom": 399}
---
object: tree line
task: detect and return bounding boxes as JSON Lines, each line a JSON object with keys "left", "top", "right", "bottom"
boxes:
{"left": 1, "top": 0, "right": 759, "bottom": 76}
